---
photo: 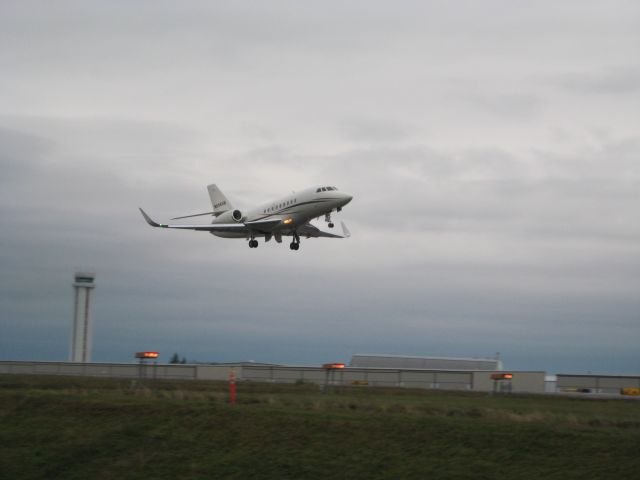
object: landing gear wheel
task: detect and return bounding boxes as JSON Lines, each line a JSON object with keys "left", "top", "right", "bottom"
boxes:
{"left": 249, "top": 239, "right": 258, "bottom": 248}
{"left": 289, "top": 231, "right": 300, "bottom": 251}
{"left": 328, "top": 222, "right": 334, "bottom": 228}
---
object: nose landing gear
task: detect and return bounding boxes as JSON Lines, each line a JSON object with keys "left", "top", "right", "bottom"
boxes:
{"left": 248, "top": 238, "right": 259, "bottom": 248}
{"left": 325, "top": 212, "right": 334, "bottom": 228}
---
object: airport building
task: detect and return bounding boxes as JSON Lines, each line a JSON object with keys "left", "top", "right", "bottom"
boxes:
{"left": 350, "top": 354, "right": 502, "bottom": 371}
{"left": 0, "top": 360, "right": 546, "bottom": 394}
{"left": 556, "top": 374, "right": 640, "bottom": 394}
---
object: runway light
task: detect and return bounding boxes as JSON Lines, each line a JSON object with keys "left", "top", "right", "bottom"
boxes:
{"left": 135, "top": 351, "right": 159, "bottom": 359}
{"left": 322, "top": 363, "right": 345, "bottom": 369}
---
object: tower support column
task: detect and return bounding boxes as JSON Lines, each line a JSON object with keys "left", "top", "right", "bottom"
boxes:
{"left": 70, "top": 272, "right": 96, "bottom": 362}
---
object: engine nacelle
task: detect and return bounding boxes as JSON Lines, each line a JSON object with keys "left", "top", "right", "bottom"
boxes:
{"left": 215, "top": 209, "right": 245, "bottom": 223}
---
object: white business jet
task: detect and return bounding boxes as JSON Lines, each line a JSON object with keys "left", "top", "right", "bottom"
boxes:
{"left": 139, "top": 184, "right": 353, "bottom": 250}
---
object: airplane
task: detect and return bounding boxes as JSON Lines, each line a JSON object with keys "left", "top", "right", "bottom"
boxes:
{"left": 139, "top": 184, "right": 353, "bottom": 250}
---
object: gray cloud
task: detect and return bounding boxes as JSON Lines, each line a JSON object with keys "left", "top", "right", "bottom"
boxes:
{"left": 339, "top": 118, "right": 420, "bottom": 143}
{"left": 463, "top": 93, "right": 542, "bottom": 119}
{"left": 554, "top": 67, "right": 640, "bottom": 95}
{"left": 1, "top": 1, "right": 639, "bottom": 374}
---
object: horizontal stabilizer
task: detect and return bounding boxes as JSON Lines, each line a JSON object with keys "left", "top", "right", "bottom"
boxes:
{"left": 171, "top": 211, "right": 215, "bottom": 220}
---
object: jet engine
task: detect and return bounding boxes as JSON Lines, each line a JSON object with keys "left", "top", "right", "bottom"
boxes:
{"left": 214, "top": 209, "right": 245, "bottom": 224}
{"left": 232, "top": 209, "right": 243, "bottom": 222}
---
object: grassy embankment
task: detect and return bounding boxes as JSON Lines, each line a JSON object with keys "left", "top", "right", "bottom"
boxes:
{"left": 1, "top": 374, "right": 639, "bottom": 479}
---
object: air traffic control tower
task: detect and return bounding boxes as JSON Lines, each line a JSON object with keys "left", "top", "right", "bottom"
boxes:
{"left": 70, "top": 271, "right": 96, "bottom": 362}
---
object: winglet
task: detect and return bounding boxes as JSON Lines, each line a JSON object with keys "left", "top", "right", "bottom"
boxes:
{"left": 139, "top": 208, "right": 162, "bottom": 227}
{"left": 341, "top": 221, "right": 351, "bottom": 238}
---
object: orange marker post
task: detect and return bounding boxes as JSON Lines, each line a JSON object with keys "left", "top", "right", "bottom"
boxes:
{"left": 229, "top": 370, "right": 237, "bottom": 405}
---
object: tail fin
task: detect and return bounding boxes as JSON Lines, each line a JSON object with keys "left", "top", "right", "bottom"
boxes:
{"left": 207, "top": 184, "right": 234, "bottom": 216}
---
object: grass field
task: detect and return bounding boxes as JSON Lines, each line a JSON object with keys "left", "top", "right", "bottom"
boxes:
{"left": 1, "top": 374, "right": 639, "bottom": 479}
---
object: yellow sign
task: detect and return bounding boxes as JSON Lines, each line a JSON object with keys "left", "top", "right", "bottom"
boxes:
{"left": 621, "top": 387, "right": 640, "bottom": 396}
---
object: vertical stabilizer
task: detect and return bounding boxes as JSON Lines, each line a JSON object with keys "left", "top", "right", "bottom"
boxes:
{"left": 207, "top": 184, "right": 233, "bottom": 215}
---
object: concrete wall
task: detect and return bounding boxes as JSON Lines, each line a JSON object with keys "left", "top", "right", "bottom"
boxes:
{"left": 0, "top": 361, "right": 236, "bottom": 381}
{"left": 472, "top": 371, "right": 546, "bottom": 394}
{"left": 0, "top": 361, "right": 199, "bottom": 379}
{"left": 0, "top": 361, "right": 545, "bottom": 393}
{"left": 197, "top": 365, "right": 241, "bottom": 381}
{"left": 557, "top": 374, "right": 640, "bottom": 394}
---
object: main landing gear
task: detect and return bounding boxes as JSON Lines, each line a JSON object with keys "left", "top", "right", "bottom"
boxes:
{"left": 325, "top": 212, "right": 334, "bottom": 228}
{"left": 289, "top": 232, "right": 301, "bottom": 251}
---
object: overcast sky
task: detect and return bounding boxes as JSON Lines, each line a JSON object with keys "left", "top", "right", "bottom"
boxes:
{"left": 1, "top": 1, "right": 638, "bottom": 374}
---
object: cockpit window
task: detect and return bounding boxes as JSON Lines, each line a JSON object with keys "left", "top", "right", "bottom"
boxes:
{"left": 316, "top": 188, "right": 321, "bottom": 193}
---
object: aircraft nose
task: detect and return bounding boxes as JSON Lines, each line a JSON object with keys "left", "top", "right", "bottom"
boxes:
{"left": 342, "top": 193, "right": 353, "bottom": 205}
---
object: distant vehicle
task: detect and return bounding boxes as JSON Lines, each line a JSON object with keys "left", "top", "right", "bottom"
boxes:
{"left": 140, "top": 184, "right": 353, "bottom": 251}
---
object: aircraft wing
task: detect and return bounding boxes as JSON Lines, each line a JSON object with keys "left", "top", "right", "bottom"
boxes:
{"left": 298, "top": 221, "right": 351, "bottom": 239}
{"left": 139, "top": 208, "right": 281, "bottom": 233}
